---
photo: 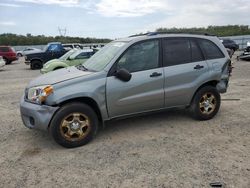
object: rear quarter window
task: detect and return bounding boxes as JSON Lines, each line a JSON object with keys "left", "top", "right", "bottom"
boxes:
{"left": 0, "top": 47, "right": 10, "bottom": 52}
{"left": 198, "top": 39, "right": 224, "bottom": 60}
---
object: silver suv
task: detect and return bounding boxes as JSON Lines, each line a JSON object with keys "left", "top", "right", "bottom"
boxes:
{"left": 20, "top": 33, "right": 231, "bottom": 148}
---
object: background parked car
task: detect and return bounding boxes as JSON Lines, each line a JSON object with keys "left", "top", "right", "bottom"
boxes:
{"left": 220, "top": 39, "right": 239, "bottom": 51}
{"left": 62, "top": 43, "right": 83, "bottom": 51}
{"left": 40, "top": 49, "right": 94, "bottom": 74}
{"left": 0, "top": 56, "right": 6, "bottom": 69}
{"left": 237, "top": 46, "right": 250, "bottom": 61}
{"left": 25, "top": 42, "right": 67, "bottom": 70}
{"left": 0, "top": 46, "right": 17, "bottom": 64}
{"left": 16, "top": 47, "right": 42, "bottom": 57}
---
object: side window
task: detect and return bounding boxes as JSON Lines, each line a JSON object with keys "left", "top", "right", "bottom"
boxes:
{"left": 116, "top": 40, "right": 159, "bottom": 73}
{"left": 163, "top": 38, "right": 191, "bottom": 66}
{"left": 75, "top": 52, "right": 89, "bottom": 59}
{"left": 198, "top": 39, "right": 224, "bottom": 60}
{"left": 190, "top": 40, "right": 204, "bottom": 62}
{"left": 48, "top": 44, "right": 60, "bottom": 52}
{"left": 0, "top": 47, "right": 10, "bottom": 52}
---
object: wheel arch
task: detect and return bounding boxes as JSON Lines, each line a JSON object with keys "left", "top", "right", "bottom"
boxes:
{"left": 51, "top": 97, "right": 103, "bottom": 128}
{"left": 190, "top": 80, "right": 219, "bottom": 105}
{"left": 30, "top": 58, "right": 43, "bottom": 63}
{"left": 52, "top": 62, "right": 68, "bottom": 70}
{"left": 53, "top": 66, "right": 65, "bottom": 70}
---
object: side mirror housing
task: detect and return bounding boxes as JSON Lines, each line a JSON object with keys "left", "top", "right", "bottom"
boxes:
{"left": 115, "top": 68, "right": 132, "bottom": 82}
{"left": 68, "top": 55, "right": 74, "bottom": 60}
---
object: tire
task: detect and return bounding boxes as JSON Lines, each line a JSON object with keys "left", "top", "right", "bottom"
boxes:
{"left": 50, "top": 103, "right": 98, "bottom": 148}
{"left": 3, "top": 57, "right": 10, "bottom": 65}
{"left": 17, "top": 53, "right": 22, "bottom": 57}
{"left": 190, "top": 86, "right": 221, "bottom": 120}
{"left": 30, "top": 60, "right": 42, "bottom": 70}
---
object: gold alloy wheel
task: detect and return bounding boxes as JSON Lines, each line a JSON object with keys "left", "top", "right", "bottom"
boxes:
{"left": 60, "top": 113, "right": 91, "bottom": 141}
{"left": 199, "top": 92, "right": 217, "bottom": 115}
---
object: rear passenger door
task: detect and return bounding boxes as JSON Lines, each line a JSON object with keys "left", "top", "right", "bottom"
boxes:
{"left": 163, "top": 37, "right": 209, "bottom": 107}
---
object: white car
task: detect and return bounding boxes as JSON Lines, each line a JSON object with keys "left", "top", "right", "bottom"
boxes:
{"left": 16, "top": 47, "right": 42, "bottom": 57}
{"left": 0, "top": 56, "right": 6, "bottom": 69}
{"left": 247, "top": 41, "right": 250, "bottom": 47}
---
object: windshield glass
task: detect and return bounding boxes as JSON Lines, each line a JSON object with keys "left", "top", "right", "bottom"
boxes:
{"left": 43, "top": 44, "right": 49, "bottom": 51}
{"left": 59, "top": 49, "right": 77, "bottom": 60}
{"left": 83, "top": 42, "right": 126, "bottom": 71}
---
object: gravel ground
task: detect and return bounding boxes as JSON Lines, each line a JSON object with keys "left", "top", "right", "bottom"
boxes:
{"left": 0, "top": 55, "right": 249, "bottom": 188}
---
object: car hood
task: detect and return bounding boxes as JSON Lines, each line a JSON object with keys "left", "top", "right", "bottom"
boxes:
{"left": 26, "top": 51, "right": 45, "bottom": 58}
{"left": 24, "top": 49, "right": 42, "bottom": 55}
{"left": 28, "top": 66, "right": 93, "bottom": 87}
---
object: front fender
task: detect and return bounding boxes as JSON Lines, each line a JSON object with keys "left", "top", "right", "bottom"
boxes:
{"left": 48, "top": 61, "right": 68, "bottom": 70}
{"left": 45, "top": 72, "right": 109, "bottom": 120}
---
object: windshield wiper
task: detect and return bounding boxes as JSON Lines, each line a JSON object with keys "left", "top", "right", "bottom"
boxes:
{"left": 76, "top": 64, "right": 88, "bottom": 71}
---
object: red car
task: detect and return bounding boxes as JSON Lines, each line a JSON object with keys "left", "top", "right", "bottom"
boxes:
{"left": 0, "top": 46, "right": 17, "bottom": 64}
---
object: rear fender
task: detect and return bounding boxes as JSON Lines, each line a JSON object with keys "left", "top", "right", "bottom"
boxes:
{"left": 216, "top": 59, "right": 231, "bottom": 93}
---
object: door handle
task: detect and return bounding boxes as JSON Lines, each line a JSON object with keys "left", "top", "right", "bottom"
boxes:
{"left": 150, "top": 72, "right": 162, "bottom": 77}
{"left": 194, "top": 64, "right": 204, "bottom": 70}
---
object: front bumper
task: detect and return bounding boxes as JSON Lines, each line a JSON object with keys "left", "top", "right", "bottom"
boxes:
{"left": 40, "top": 68, "right": 49, "bottom": 74}
{"left": 0, "top": 61, "right": 5, "bottom": 67}
{"left": 24, "top": 60, "right": 30, "bottom": 65}
{"left": 20, "top": 96, "right": 59, "bottom": 131}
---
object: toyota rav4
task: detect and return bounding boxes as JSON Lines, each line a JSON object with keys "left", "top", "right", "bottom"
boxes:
{"left": 20, "top": 33, "right": 231, "bottom": 148}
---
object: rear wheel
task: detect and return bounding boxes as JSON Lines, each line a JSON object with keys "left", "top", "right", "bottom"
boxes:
{"left": 17, "top": 53, "right": 22, "bottom": 57}
{"left": 190, "top": 86, "right": 221, "bottom": 120}
{"left": 50, "top": 103, "right": 98, "bottom": 148}
{"left": 30, "top": 60, "right": 42, "bottom": 70}
{"left": 3, "top": 57, "right": 10, "bottom": 65}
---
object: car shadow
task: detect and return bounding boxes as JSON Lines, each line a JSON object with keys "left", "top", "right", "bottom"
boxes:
{"left": 100, "top": 107, "right": 191, "bottom": 135}
{"left": 23, "top": 108, "right": 191, "bottom": 150}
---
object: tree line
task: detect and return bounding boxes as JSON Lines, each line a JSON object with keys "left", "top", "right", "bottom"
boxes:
{"left": 156, "top": 25, "right": 250, "bottom": 37}
{"left": 0, "top": 33, "right": 111, "bottom": 46}
{"left": 1, "top": 25, "right": 250, "bottom": 46}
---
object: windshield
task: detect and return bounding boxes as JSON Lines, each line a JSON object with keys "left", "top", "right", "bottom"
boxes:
{"left": 43, "top": 44, "right": 49, "bottom": 51}
{"left": 59, "top": 49, "right": 77, "bottom": 60}
{"left": 83, "top": 42, "right": 126, "bottom": 71}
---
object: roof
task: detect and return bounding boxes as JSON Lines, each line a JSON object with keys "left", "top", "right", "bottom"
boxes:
{"left": 116, "top": 32, "right": 217, "bottom": 43}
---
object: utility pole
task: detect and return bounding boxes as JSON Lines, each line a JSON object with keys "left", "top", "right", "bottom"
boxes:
{"left": 58, "top": 27, "right": 67, "bottom": 36}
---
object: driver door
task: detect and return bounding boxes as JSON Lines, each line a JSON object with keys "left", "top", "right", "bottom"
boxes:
{"left": 106, "top": 40, "right": 164, "bottom": 118}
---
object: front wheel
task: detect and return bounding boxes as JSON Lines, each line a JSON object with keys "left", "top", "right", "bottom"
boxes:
{"left": 190, "top": 86, "right": 221, "bottom": 120}
{"left": 30, "top": 60, "right": 42, "bottom": 70}
{"left": 3, "top": 57, "right": 10, "bottom": 65}
{"left": 50, "top": 103, "right": 98, "bottom": 148}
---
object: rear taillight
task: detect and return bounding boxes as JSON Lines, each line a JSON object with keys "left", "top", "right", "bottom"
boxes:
{"left": 228, "top": 60, "right": 233, "bottom": 76}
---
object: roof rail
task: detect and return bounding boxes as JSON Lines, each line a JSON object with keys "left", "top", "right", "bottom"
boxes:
{"left": 129, "top": 33, "right": 148, "bottom": 37}
{"left": 129, "top": 31, "right": 216, "bottom": 37}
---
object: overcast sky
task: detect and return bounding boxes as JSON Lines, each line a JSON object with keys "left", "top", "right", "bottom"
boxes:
{"left": 0, "top": 0, "right": 249, "bottom": 39}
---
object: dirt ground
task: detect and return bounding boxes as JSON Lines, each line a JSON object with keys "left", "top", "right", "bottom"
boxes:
{"left": 0, "top": 54, "right": 249, "bottom": 188}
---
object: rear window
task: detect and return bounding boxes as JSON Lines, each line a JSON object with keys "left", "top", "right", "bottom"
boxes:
{"left": 0, "top": 47, "right": 10, "bottom": 52}
{"left": 198, "top": 39, "right": 224, "bottom": 60}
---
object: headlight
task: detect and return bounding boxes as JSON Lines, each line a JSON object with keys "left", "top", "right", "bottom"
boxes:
{"left": 27, "top": 85, "right": 53, "bottom": 104}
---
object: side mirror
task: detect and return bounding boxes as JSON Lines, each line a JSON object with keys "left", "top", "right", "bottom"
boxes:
{"left": 115, "top": 68, "right": 132, "bottom": 82}
{"left": 68, "top": 55, "right": 74, "bottom": 60}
